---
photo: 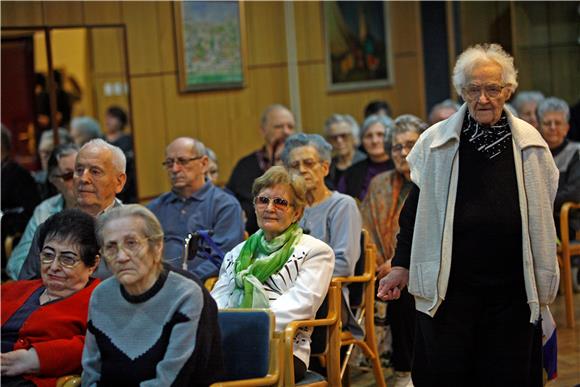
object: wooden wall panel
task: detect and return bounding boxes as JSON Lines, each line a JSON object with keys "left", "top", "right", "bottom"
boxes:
{"left": 121, "top": 2, "right": 162, "bottom": 75}
{"left": 130, "top": 76, "right": 170, "bottom": 199}
{"left": 156, "top": 2, "right": 176, "bottom": 73}
{"left": 294, "top": 2, "right": 325, "bottom": 63}
{"left": 90, "top": 28, "right": 125, "bottom": 75}
{"left": 42, "top": 2, "right": 83, "bottom": 26}
{"left": 1, "top": 2, "right": 44, "bottom": 27}
{"left": 82, "top": 1, "right": 122, "bottom": 25}
{"left": 245, "top": 1, "right": 287, "bottom": 66}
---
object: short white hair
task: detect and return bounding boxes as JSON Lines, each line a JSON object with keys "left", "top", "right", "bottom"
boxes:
{"left": 81, "top": 138, "right": 126, "bottom": 173}
{"left": 512, "top": 91, "right": 545, "bottom": 113}
{"left": 452, "top": 43, "right": 518, "bottom": 95}
{"left": 537, "top": 97, "right": 570, "bottom": 122}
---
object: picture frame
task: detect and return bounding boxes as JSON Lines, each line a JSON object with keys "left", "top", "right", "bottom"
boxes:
{"left": 323, "top": 1, "right": 393, "bottom": 92}
{"left": 174, "top": 1, "right": 246, "bottom": 92}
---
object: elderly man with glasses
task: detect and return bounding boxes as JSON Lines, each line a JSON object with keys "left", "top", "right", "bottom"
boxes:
{"left": 18, "top": 139, "right": 127, "bottom": 280}
{"left": 147, "top": 137, "right": 244, "bottom": 281}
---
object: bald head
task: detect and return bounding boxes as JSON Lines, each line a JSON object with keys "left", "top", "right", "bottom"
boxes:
{"left": 164, "top": 137, "right": 209, "bottom": 197}
{"left": 260, "top": 104, "right": 295, "bottom": 148}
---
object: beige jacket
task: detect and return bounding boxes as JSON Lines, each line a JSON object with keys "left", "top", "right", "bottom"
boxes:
{"left": 406, "top": 104, "right": 559, "bottom": 322}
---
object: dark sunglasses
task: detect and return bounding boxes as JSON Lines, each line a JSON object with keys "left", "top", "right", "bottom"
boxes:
{"left": 51, "top": 171, "right": 75, "bottom": 182}
{"left": 254, "top": 196, "right": 291, "bottom": 210}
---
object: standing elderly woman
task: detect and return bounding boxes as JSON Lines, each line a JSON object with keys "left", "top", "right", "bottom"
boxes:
{"left": 323, "top": 114, "right": 367, "bottom": 188}
{"left": 82, "top": 205, "right": 223, "bottom": 386}
{"left": 1, "top": 209, "right": 100, "bottom": 387}
{"left": 338, "top": 114, "right": 394, "bottom": 201}
{"left": 211, "top": 166, "right": 335, "bottom": 382}
{"left": 361, "top": 114, "right": 427, "bottom": 386}
{"left": 378, "top": 43, "right": 559, "bottom": 385}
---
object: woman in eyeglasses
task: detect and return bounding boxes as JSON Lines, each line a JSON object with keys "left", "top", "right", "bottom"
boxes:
{"left": 7, "top": 143, "right": 79, "bottom": 280}
{"left": 82, "top": 204, "right": 223, "bottom": 386}
{"left": 378, "top": 44, "right": 559, "bottom": 385}
{"left": 211, "top": 166, "right": 334, "bottom": 382}
{"left": 1, "top": 209, "right": 100, "bottom": 387}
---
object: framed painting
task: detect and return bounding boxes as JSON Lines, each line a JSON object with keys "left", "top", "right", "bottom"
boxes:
{"left": 174, "top": 1, "right": 246, "bottom": 92}
{"left": 323, "top": 1, "right": 393, "bottom": 92}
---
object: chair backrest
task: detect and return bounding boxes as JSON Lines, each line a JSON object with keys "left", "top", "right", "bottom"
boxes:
{"left": 217, "top": 309, "right": 273, "bottom": 381}
{"left": 347, "top": 232, "right": 368, "bottom": 308}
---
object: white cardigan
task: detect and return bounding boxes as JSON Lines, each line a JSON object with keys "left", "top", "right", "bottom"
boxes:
{"left": 211, "top": 233, "right": 335, "bottom": 366}
{"left": 406, "top": 104, "right": 560, "bottom": 322}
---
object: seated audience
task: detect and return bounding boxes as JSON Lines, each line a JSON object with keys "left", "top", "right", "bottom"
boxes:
{"left": 282, "top": 133, "right": 363, "bottom": 334}
{"left": 364, "top": 100, "right": 392, "bottom": 118}
{"left": 18, "top": 139, "right": 126, "bottom": 280}
{"left": 104, "top": 106, "right": 137, "bottom": 203}
{"left": 8, "top": 144, "right": 79, "bottom": 279}
{"left": 35, "top": 128, "right": 73, "bottom": 200}
{"left": 1, "top": 209, "right": 100, "bottom": 387}
{"left": 361, "top": 114, "right": 427, "bottom": 385}
{"left": 83, "top": 205, "right": 223, "bottom": 386}
{"left": 147, "top": 137, "right": 244, "bottom": 281}
{"left": 537, "top": 97, "right": 580, "bottom": 235}
{"left": 338, "top": 114, "right": 394, "bottom": 201}
{"left": 428, "top": 99, "right": 460, "bottom": 125}
{"left": 211, "top": 166, "right": 334, "bottom": 382}
{"left": 70, "top": 117, "right": 102, "bottom": 147}
{"left": 512, "top": 90, "right": 545, "bottom": 129}
{"left": 323, "top": 114, "right": 367, "bottom": 189}
{"left": 1, "top": 126, "right": 41, "bottom": 278}
{"left": 227, "top": 104, "right": 296, "bottom": 233}
{"left": 205, "top": 147, "right": 219, "bottom": 185}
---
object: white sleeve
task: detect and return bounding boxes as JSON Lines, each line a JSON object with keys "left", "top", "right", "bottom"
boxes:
{"left": 269, "top": 242, "right": 335, "bottom": 332}
{"left": 210, "top": 249, "right": 238, "bottom": 308}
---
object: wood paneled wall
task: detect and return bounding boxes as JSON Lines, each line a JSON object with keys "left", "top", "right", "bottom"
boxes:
{"left": 2, "top": 1, "right": 425, "bottom": 201}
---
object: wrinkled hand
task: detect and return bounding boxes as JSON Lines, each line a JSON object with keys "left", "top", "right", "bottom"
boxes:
{"left": 0, "top": 348, "right": 40, "bottom": 376}
{"left": 377, "top": 267, "right": 409, "bottom": 301}
{"left": 375, "top": 261, "right": 392, "bottom": 280}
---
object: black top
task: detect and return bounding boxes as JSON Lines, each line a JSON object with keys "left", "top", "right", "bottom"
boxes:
{"left": 226, "top": 151, "right": 264, "bottom": 234}
{"left": 111, "top": 134, "right": 137, "bottom": 203}
{"left": 393, "top": 128, "right": 525, "bottom": 299}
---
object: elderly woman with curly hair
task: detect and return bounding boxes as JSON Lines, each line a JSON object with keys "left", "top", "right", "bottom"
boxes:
{"left": 211, "top": 166, "right": 334, "bottom": 382}
{"left": 378, "top": 43, "right": 559, "bottom": 386}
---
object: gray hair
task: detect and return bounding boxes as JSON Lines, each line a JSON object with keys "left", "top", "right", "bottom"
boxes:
{"left": 71, "top": 116, "right": 102, "bottom": 145}
{"left": 512, "top": 91, "right": 545, "bottom": 113}
{"left": 537, "top": 97, "right": 570, "bottom": 122}
{"left": 360, "top": 114, "right": 394, "bottom": 145}
{"left": 205, "top": 147, "right": 218, "bottom": 164}
{"left": 428, "top": 99, "right": 460, "bottom": 123}
{"left": 391, "top": 115, "right": 428, "bottom": 141}
{"left": 81, "top": 138, "right": 126, "bottom": 173}
{"left": 260, "top": 104, "right": 292, "bottom": 127}
{"left": 47, "top": 143, "right": 79, "bottom": 176}
{"left": 281, "top": 133, "right": 333, "bottom": 166}
{"left": 323, "top": 114, "right": 361, "bottom": 145}
{"left": 39, "top": 128, "right": 73, "bottom": 149}
{"left": 452, "top": 43, "right": 518, "bottom": 95}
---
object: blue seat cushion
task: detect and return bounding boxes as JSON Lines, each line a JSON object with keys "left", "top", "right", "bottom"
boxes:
{"left": 218, "top": 310, "right": 270, "bottom": 381}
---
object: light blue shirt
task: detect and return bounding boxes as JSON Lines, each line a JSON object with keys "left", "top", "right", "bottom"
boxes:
{"left": 147, "top": 181, "right": 244, "bottom": 280}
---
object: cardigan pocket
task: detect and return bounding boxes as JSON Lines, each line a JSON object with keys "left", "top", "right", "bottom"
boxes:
{"left": 535, "top": 268, "right": 559, "bottom": 305}
{"left": 408, "top": 261, "right": 439, "bottom": 300}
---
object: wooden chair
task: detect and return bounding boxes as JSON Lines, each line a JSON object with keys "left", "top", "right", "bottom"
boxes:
{"left": 332, "top": 229, "right": 386, "bottom": 387}
{"left": 283, "top": 282, "right": 342, "bottom": 386}
{"left": 556, "top": 201, "right": 580, "bottom": 328}
{"left": 211, "top": 309, "right": 283, "bottom": 387}
{"left": 56, "top": 376, "right": 81, "bottom": 387}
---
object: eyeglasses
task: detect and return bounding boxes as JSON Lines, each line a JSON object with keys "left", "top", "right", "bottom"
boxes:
{"left": 254, "top": 196, "right": 291, "bottom": 211}
{"left": 328, "top": 133, "right": 351, "bottom": 142}
{"left": 463, "top": 83, "right": 506, "bottom": 100}
{"left": 40, "top": 251, "right": 82, "bottom": 269}
{"left": 101, "top": 236, "right": 151, "bottom": 261}
{"left": 288, "top": 158, "right": 321, "bottom": 170}
{"left": 391, "top": 141, "right": 416, "bottom": 154}
{"left": 161, "top": 156, "right": 203, "bottom": 169}
{"left": 50, "top": 171, "right": 75, "bottom": 182}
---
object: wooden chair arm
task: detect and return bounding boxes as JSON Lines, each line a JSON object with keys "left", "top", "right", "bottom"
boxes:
{"left": 560, "top": 201, "right": 580, "bottom": 248}
{"left": 332, "top": 274, "right": 372, "bottom": 285}
{"left": 56, "top": 375, "right": 81, "bottom": 387}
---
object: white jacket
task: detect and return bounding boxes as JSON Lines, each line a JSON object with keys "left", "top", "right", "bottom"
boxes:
{"left": 406, "top": 104, "right": 559, "bottom": 322}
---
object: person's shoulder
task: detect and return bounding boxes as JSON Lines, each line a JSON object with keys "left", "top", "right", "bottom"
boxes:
{"left": 330, "top": 191, "right": 358, "bottom": 209}
{"left": 2, "top": 279, "right": 42, "bottom": 294}
{"left": 146, "top": 191, "right": 173, "bottom": 208}
{"left": 165, "top": 264, "right": 205, "bottom": 293}
{"left": 345, "top": 158, "right": 369, "bottom": 174}
{"left": 231, "top": 151, "right": 260, "bottom": 172}
{"left": 211, "top": 184, "right": 242, "bottom": 207}
{"left": 298, "top": 233, "right": 333, "bottom": 254}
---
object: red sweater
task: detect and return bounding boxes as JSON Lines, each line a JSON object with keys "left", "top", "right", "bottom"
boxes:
{"left": 1, "top": 278, "right": 100, "bottom": 387}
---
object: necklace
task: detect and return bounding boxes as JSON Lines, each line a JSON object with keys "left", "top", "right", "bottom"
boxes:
{"left": 41, "top": 289, "right": 59, "bottom": 304}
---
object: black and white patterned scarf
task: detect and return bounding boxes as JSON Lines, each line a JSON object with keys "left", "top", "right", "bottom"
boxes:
{"left": 462, "top": 112, "right": 512, "bottom": 160}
